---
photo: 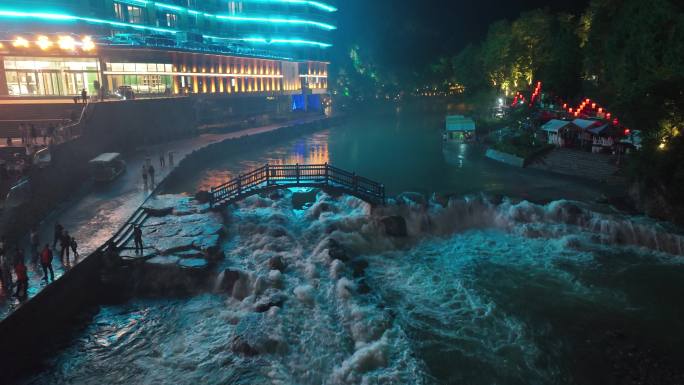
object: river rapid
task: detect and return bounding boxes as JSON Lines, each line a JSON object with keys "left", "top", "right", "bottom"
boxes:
{"left": 21, "top": 108, "right": 684, "bottom": 384}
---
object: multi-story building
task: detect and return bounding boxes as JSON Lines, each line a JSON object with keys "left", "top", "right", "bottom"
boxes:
{"left": 0, "top": 0, "right": 333, "bottom": 108}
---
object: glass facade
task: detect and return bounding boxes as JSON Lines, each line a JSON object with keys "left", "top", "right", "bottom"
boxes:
{"left": 3, "top": 57, "right": 100, "bottom": 96}
{"left": 105, "top": 63, "right": 174, "bottom": 95}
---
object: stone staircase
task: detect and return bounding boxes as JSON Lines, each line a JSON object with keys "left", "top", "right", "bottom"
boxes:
{"left": 529, "top": 148, "right": 619, "bottom": 182}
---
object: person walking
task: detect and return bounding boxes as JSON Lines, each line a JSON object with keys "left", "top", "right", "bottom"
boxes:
{"left": 70, "top": 236, "right": 80, "bottom": 262}
{"left": 14, "top": 258, "right": 28, "bottom": 300}
{"left": 30, "top": 228, "right": 40, "bottom": 266}
{"left": 40, "top": 244, "right": 54, "bottom": 283}
{"left": 81, "top": 88, "right": 88, "bottom": 104}
{"left": 133, "top": 225, "right": 143, "bottom": 255}
{"left": 159, "top": 151, "right": 165, "bottom": 169}
{"left": 60, "top": 230, "right": 71, "bottom": 265}
{"left": 53, "top": 222, "right": 63, "bottom": 248}
{"left": 142, "top": 164, "right": 148, "bottom": 189}
{"left": 148, "top": 164, "right": 156, "bottom": 187}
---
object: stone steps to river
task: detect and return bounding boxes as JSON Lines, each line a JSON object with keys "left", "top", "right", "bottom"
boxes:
{"left": 529, "top": 148, "right": 619, "bottom": 182}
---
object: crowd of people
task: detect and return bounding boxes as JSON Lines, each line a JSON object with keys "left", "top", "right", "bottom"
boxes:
{"left": 0, "top": 222, "right": 80, "bottom": 301}
{"left": 8, "top": 120, "right": 79, "bottom": 149}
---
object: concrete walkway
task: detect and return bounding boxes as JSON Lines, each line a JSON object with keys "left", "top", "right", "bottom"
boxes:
{"left": 0, "top": 114, "right": 327, "bottom": 319}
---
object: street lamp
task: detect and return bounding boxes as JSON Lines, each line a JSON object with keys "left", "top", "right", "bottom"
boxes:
{"left": 36, "top": 35, "right": 52, "bottom": 50}
{"left": 13, "top": 36, "right": 29, "bottom": 48}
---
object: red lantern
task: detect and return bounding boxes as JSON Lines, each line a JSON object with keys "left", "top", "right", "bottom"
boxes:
{"left": 624, "top": 129, "right": 630, "bottom": 135}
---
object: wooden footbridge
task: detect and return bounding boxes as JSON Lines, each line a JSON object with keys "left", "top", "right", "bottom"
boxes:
{"left": 210, "top": 163, "right": 385, "bottom": 208}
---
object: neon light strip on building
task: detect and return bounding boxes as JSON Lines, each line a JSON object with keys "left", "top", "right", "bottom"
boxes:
{"left": 147, "top": 1, "right": 337, "bottom": 30}
{"left": 243, "top": 0, "right": 337, "bottom": 12}
{"left": 214, "top": 15, "right": 335, "bottom": 31}
{"left": 103, "top": 70, "right": 284, "bottom": 78}
{"left": 0, "top": 10, "right": 333, "bottom": 48}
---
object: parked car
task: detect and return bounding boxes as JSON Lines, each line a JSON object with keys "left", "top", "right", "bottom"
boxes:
{"left": 115, "top": 85, "right": 135, "bottom": 100}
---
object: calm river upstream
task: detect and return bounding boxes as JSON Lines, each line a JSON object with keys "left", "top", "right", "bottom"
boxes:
{"left": 23, "top": 107, "right": 684, "bottom": 385}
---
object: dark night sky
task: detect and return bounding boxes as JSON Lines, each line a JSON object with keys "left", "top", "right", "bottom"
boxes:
{"left": 333, "top": 0, "right": 590, "bottom": 73}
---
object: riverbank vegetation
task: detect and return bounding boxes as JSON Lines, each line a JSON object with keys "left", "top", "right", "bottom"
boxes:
{"left": 429, "top": 0, "right": 684, "bottom": 222}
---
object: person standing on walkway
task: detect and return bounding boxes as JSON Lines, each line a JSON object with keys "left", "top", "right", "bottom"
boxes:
{"left": 133, "top": 225, "right": 143, "bottom": 255}
{"left": 0, "top": 239, "right": 11, "bottom": 293}
{"left": 148, "top": 164, "right": 156, "bottom": 187}
{"left": 53, "top": 222, "right": 63, "bottom": 249}
{"left": 60, "top": 230, "right": 71, "bottom": 265}
{"left": 30, "top": 228, "right": 40, "bottom": 266}
{"left": 40, "top": 244, "right": 54, "bottom": 283}
{"left": 14, "top": 257, "right": 28, "bottom": 299}
{"left": 159, "top": 151, "right": 165, "bottom": 169}
{"left": 81, "top": 88, "right": 88, "bottom": 104}
{"left": 142, "top": 164, "right": 148, "bottom": 190}
{"left": 30, "top": 124, "right": 37, "bottom": 145}
{"left": 70, "top": 236, "right": 80, "bottom": 262}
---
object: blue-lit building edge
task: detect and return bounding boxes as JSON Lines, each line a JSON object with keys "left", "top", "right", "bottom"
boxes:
{"left": 0, "top": 0, "right": 333, "bottom": 101}
{"left": 0, "top": 0, "right": 337, "bottom": 61}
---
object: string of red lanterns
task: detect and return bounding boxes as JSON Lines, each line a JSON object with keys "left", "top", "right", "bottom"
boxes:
{"left": 562, "top": 97, "right": 619, "bottom": 126}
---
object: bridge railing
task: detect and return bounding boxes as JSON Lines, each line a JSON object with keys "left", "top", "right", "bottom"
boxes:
{"left": 210, "top": 163, "right": 385, "bottom": 206}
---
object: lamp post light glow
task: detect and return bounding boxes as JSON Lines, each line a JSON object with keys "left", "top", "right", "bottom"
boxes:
{"left": 13, "top": 36, "right": 29, "bottom": 48}
{"left": 57, "top": 35, "right": 76, "bottom": 50}
{"left": 36, "top": 35, "right": 53, "bottom": 50}
{"left": 81, "top": 35, "right": 95, "bottom": 51}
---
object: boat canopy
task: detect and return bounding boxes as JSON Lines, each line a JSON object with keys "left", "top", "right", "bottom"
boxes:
{"left": 446, "top": 115, "right": 476, "bottom": 132}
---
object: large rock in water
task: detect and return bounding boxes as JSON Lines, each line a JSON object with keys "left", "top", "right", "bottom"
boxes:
{"left": 396, "top": 192, "right": 427, "bottom": 207}
{"left": 291, "top": 188, "right": 319, "bottom": 209}
{"left": 381, "top": 216, "right": 408, "bottom": 237}
{"left": 231, "top": 314, "right": 285, "bottom": 356}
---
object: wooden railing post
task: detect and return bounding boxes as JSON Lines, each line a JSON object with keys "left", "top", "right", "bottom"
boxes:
{"left": 324, "top": 162, "right": 329, "bottom": 185}
{"left": 296, "top": 163, "right": 300, "bottom": 184}
{"left": 265, "top": 164, "right": 270, "bottom": 186}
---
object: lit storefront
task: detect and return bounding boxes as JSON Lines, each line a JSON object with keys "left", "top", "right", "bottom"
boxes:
{"left": 3, "top": 56, "right": 100, "bottom": 96}
{"left": 105, "top": 63, "right": 174, "bottom": 95}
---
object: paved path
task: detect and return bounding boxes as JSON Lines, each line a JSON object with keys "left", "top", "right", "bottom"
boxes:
{"left": 0, "top": 114, "right": 327, "bottom": 318}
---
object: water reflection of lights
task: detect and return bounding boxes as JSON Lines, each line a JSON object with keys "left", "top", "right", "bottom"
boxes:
{"left": 442, "top": 142, "right": 468, "bottom": 168}
{"left": 196, "top": 132, "right": 330, "bottom": 191}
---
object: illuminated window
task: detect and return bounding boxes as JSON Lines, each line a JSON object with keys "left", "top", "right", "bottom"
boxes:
{"left": 127, "top": 6, "right": 144, "bottom": 24}
{"left": 3, "top": 57, "right": 99, "bottom": 96}
{"left": 113, "top": 3, "right": 125, "bottom": 21}
{"left": 159, "top": 12, "right": 178, "bottom": 28}
{"left": 228, "top": 1, "right": 243, "bottom": 14}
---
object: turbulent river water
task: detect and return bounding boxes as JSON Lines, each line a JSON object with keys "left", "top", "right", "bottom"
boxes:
{"left": 23, "top": 108, "right": 684, "bottom": 384}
